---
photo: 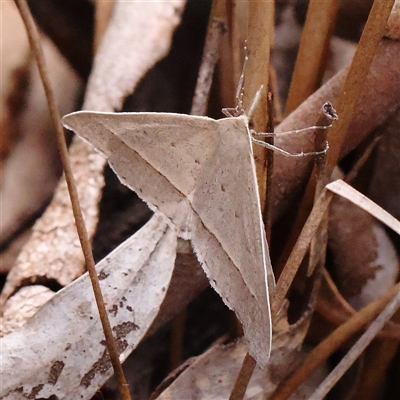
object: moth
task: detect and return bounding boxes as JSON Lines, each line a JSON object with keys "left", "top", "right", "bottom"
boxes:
{"left": 62, "top": 102, "right": 334, "bottom": 367}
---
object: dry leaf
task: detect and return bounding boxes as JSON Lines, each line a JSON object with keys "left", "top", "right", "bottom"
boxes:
{"left": 0, "top": 141, "right": 105, "bottom": 303}
{"left": 327, "top": 180, "right": 400, "bottom": 235}
{"left": 84, "top": 0, "right": 187, "bottom": 111}
{"left": 1, "top": 0, "right": 187, "bottom": 319}
{"left": 1, "top": 215, "right": 176, "bottom": 399}
{"left": 386, "top": 0, "right": 400, "bottom": 40}
{"left": 367, "top": 109, "right": 400, "bottom": 220}
{"left": 155, "top": 304, "right": 328, "bottom": 400}
{"left": 0, "top": 3, "right": 82, "bottom": 248}
{"left": 329, "top": 196, "right": 399, "bottom": 309}
{"left": 1, "top": 285, "right": 55, "bottom": 335}
{"left": 62, "top": 111, "right": 274, "bottom": 367}
{"left": 0, "top": 1, "right": 29, "bottom": 160}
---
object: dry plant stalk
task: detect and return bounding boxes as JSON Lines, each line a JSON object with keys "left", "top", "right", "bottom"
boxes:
{"left": 285, "top": 0, "right": 339, "bottom": 114}
{"left": 271, "top": 189, "right": 333, "bottom": 316}
{"left": 190, "top": 0, "right": 227, "bottom": 116}
{"left": 12, "top": 0, "right": 131, "bottom": 399}
{"left": 242, "top": 1, "right": 274, "bottom": 209}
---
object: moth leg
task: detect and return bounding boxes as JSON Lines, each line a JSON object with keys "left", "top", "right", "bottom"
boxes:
{"left": 251, "top": 137, "right": 328, "bottom": 157}
{"left": 250, "top": 124, "right": 332, "bottom": 138}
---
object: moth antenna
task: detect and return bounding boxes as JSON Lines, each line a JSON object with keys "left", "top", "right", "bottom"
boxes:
{"left": 235, "top": 46, "right": 248, "bottom": 114}
{"left": 222, "top": 43, "right": 248, "bottom": 117}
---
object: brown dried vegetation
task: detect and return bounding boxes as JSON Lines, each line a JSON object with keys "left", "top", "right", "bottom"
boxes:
{"left": 1, "top": 1, "right": 400, "bottom": 399}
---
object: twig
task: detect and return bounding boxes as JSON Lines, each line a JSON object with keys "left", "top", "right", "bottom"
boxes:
{"left": 228, "top": 353, "right": 257, "bottom": 400}
{"left": 190, "top": 0, "right": 227, "bottom": 116}
{"left": 243, "top": 0, "right": 274, "bottom": 209}
{"left": 285, "top": 0, "right": 339, "bottom": 114}
{"left": 274, "top": 103, "right": 337, "bottom": 277}
{"left": 13, "top": 1, "right": 131, "bottom": 399}
{"left": 307, "top": 102, "right": 337, "bottom": 276}
{"left": 263, "top": 88, "right": 275, "bottom": 242}
{"left": 271, "top": 189, "right": 333, "bottom": 317}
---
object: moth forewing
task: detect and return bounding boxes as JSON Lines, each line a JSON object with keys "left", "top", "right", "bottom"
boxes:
{"left": 62, "top": 110, "right": 274, "bottom": 366}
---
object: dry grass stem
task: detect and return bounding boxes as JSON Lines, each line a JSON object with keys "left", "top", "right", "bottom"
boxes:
{"left": 271, "top": 188, "right": 333, "bottom": 317}
{"left": 190, "top": 0, "right": 227, "bottom": 116}
{"left": 12, "top": 1, "right": 131, "bottom": 399}
{"left": 308, "top": 102, "right": 337, "bottom": 276}
{"left": 243, "top": 0, "right": 274, "bottom": 208}
{"left": 228, "top": 352, "right": 257, "bottom": 400}
{"left": 285, "top": 0, "right": 339, "bottom": 114}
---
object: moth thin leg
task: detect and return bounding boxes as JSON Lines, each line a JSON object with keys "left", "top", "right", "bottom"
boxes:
{"left": 250, "top": 124, "right": 332, "bottom": 138}
{"left": 251, "top": 137, "right": 328, "bottom": 157}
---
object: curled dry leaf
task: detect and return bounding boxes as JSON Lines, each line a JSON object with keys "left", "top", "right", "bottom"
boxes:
{"left": 327, "top": 180, "right": 400, "bottom": 236}
{"left": 84, "top": 0, "right": 187, "bottom": 111}
{"left": 0, "top": 141, "right": 105, "bottom": 303}
{"left": 367, "top": 108, "right": 400, "bottom": 220}
{"left": 0, "top": 1, "right": 83, "bottom": 250}
{"left": 1, "top": 285, "right": 55, "bottom": 336}
{"left": 0, "top": 1, "right": 29, "bottom": 160}
{"left": 326, "top": 179, "right": 400, "bottom": 311}
{"left": 1, "top": 215, "right": 176, "bottom": 400}
{"left": 0, "top": 39, "right": 82, "bottom": 244}
{"left": 329, "top": 196, "right": 399, "bottom": 310}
